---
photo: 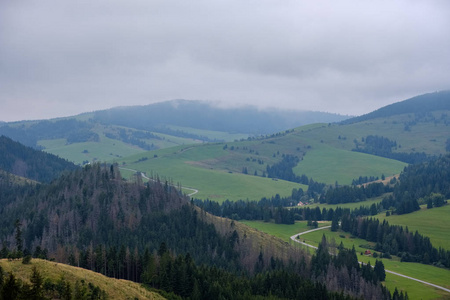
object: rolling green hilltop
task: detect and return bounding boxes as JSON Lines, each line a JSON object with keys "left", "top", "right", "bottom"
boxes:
{"left": 115, "top": 92, "right": 450, "bottom": 201}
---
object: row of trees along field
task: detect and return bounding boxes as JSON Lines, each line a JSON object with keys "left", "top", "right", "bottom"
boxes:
{"left": 0, "top": 163, "right": 400, "bottom": 299}
{"left": 265, "top": 154, "right": 326, "bottom": 198}
{"left": 320, "top": 182, "right": 390, "bottom": 204}
{"left": 352, "top": 135, "right": 430, "bottom": 164}
{"left": 339, "top": 215, "right": 450, "bottom": 268}
{"left": 302, "top": 154, "right": 450, "bottom": 214}
{"left": 195, "top": 193, "right": 384, "bottom": 225}
{"left": 104, "top": 127, "right": 159, "bottom": 151}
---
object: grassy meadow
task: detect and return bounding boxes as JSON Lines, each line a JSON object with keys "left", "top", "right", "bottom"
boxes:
{"left": 118, "top": 144, "right": 306, "bottom": 202}
{"left": 302, "top": 194, "right": 386, "bottom": 211}
{"left": 294, "top": 142, "right": 406, "bottom": 185}
{"left": 115, "top": 125, "right": 407, "bottom": 201}
{"left": 38, "top": 124, "right": 204, "bottom": 165}
{"left": 293, "top": 111, "right": 450, "bottom": 156}
{"left": 166, "top": 125, "right": 250, "bottom": 141}
{"left": 239, "top": 220, "right": 331, "bottom": 241}
{"left": 39, "top": 137, "right": 145, "bottom": 165}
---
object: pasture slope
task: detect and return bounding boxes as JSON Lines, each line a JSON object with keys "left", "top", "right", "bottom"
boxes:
{"left": 117, "top": 143, "right": 307, "bottom": 202}
{"left": 115, "top": 94, "right": 450, "bottom": 200}
{"left": 116, "top": 126, "right": 407, "bottom": 201}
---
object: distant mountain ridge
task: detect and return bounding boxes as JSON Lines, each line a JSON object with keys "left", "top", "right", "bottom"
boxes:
{"left": 93, "top": 100, "right": 349, "bottom": 135}
{"left": 0, "top": 100, "right": 349, "bottom": 165}
{"left": 342, "top": 90, "right": 450, "bottom": 124}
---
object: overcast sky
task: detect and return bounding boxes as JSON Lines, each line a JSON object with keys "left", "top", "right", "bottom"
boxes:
{"left": 1, "top": 1, "right": 449, "bottom": 122}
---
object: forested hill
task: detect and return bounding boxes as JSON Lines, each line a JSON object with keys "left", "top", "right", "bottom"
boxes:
{"left": 382, "top": 153, "right": 450, "bottom": 213}
{"left": 0, "top": 163, "right": 237, "bottom": 269}
{"left": 342, "top": 90, "right": 450, "bottom": 124}
{"left": 93, "top": 100, "right": 348, "bottom": 134}
{"left": 0, "top": 135, "right": 77, "bottom": 183}
{"left": 0, "top": 163, "right": 392, "bottom": 299}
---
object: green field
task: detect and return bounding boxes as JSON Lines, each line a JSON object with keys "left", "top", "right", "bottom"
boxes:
{"left": 39, "top": 112, "right": 450, "bottom": 204}
{"left": 114, "top": 126, "right": 407, "bottom": 201}
{"left": 38, "top": 124, "right": 205, "bottom": 165}
{"left": 118, "top": 144, "right": 307, "bottom": 202}
{"left": 40, "top": 111, "right": 447, "bottom": 206}
{"left": 39, "top": 137, "right": 145, "bottom": 165}
{"left": 303, "top": 194, "right": 386, "bottom": 210}
{"left": 293, "top": 111, "right": 450, "bottom": 156}
{"left": 167, "top": 125, "right": 250, "bottom": 141}
{"left": 294, "top": 142, "right": 406, "bottom": 185}
{"left": 239, "top": 220, "right": 331, "bottom": 241}
{"left": 298, "top": 199, "right": 450, "bottom": 251}
{"left": 242, "top": 220, "right": 450, "bottom": 300}
{"left": 375, "top": 204, "right": 450, "bottom": 250}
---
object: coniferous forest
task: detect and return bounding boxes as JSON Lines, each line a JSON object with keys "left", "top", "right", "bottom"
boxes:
{"left": 0, "top": 162, "right": 397, "bottom": 299}
{"left": 0, "top": 135, "right": 77, "bottom": 183}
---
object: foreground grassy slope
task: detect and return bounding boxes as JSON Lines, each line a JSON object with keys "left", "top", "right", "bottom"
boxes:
{"left": 0, "top": 259, "right": 164, "bottom": 300}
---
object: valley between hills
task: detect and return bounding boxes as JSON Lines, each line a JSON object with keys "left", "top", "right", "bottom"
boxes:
{"left": 0, "top": 92, "right": 450, "bottom": 299}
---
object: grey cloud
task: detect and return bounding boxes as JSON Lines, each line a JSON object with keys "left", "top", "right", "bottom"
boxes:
{"left": 0, "top": 0, "right": 449, "bottom": 121}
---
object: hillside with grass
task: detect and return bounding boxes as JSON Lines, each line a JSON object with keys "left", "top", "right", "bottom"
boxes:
{"left": 116, "top": 128, "right": 407, "bottom": 201}
{"left": 0, "top": 259, "right": 164, "bottom": 300}
{"left": 342, "top": 90, "right": 450, "bottom": 124}
{"left": 112, "top": 92, "right": 450, "bottom": 202}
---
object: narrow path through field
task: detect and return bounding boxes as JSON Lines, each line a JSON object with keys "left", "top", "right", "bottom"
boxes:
{"left": 290, "top": 226, "right": 450, "bottom": 294}
{"left": 119, "top": 167, "right": 199, "bottom": 197}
